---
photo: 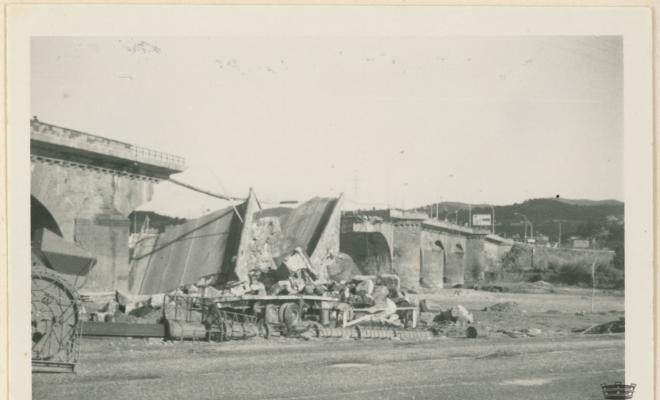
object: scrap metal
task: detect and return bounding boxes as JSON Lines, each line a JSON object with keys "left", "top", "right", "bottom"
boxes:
{"left": 31, "top": 228, "right": 97, "bottom": 373}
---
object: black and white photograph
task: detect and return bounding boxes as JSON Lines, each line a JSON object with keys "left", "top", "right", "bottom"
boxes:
{"left": 4, "top": 5, "right": 654, "bottom": 400}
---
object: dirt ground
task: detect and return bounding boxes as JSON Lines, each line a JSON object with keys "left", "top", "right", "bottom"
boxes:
{"left": 32, "top": 288, "right": 625, "bottom": 400}
{"left": 33, "top": 334, "right": 624, "bottom": 400}
{"left": 415, "top": 287, "right": 624, "bottom": 338}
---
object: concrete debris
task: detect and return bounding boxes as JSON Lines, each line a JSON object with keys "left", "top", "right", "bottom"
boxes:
{"left": 320, "top": 252, "right": 360, "bottom": 282}
{"left": 579, "top": 318, "right": 625, "bottom": 334}
{"left": 493, "top": 327, "right": 543, "bottom": 338}
{"left": 345, "top": 298, "right": 402, "bottom": 327}
{"left": 522, "top": 328, "right": 542, "bottom": 337}
{"left": 352, "top": 275, "right": 377, "bottom": 282}
{"left": 281, "top": 247, "right": 317, "bottom": 280}
{"left": 484, "top": 301, "right": 521, "bottom": 313}
{"left": 356, "top": 279, "right": 375, "bottom": 296}
{"left": 376, "top": 274, "right": 401, "bottom": 292}
{"left": 115, "top": 307, "right": 163, "bottom": 325}
{"left": 149, "top": 294, "right": 165, "bottom": 309}
{"left": 195, "top": 274, "right": 222, "bottom": 288}
{"left": 433, "top": 305, "right": 474, "bottom": 326}
{"left": 89, "top": 300, "right": 118, "bottom": 322}
{"left": 116, "top": 290, "right": 152, "bottom": 313}
{"left": 451, "top": 305, "right": 474, "bottom": 325}
{"left": 371, "top": 285, "right": 389, "bottom": 304}
{"left": 500, "top": 330, "right": 526, "bottom": 338}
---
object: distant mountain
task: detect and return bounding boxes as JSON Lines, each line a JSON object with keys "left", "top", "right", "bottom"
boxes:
{"left": 412, "top": 198, "right": 624, "bottom": 247}
{"left": 548, "top": 198, "right": 623, "bottom": 207}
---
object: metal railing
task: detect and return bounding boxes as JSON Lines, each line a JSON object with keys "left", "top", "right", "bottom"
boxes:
{"left": 133, "top": 146, "right": 186, "bottom": 170}
{"left": 31, "top": 119, "right": 186, "bottom": 171}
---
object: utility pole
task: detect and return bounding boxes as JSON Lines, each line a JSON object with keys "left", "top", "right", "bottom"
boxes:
{"left": 515, "top": 212, "right": 530, "bottom": 242}
{"left": 489, "top": 205, "right": 496, "bottom": 235}
{"left": 353, "top": 170, "right": 358, "bottom": 204}
{"left": 451, "top": 210, "right": 459, "bottom": 224}
{"left": 557, "top": 221, "right": 562, "bottom": 246}
{"left": 468, "top": 204, "right": 472, "bottom": 228}
{"left": 590, "top": 260, "right": 596, "bottom": 313}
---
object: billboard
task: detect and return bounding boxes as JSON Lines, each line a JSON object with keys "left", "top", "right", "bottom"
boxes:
{"left": 472, "top": 214, "right": 492, "bottom": 227}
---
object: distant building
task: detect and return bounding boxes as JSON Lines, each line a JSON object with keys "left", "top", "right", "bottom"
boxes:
{"left": 534, "top": 234, "right": 550, "bottom": 246}
{"left": 569, "top": 237, "right": 591, "bottom": 249}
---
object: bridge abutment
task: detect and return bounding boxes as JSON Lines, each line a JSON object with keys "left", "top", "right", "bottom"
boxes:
{"left": 30, "top": 119, "right": 185, "bottom": 292}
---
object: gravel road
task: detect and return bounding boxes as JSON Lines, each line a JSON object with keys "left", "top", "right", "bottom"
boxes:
{"left": 33, "top": 334, "right": 623, "bottom": 400}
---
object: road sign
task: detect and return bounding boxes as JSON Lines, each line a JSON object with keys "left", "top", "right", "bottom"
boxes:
{"left": 472, "top": 214, "right": 492, "bottom": 227}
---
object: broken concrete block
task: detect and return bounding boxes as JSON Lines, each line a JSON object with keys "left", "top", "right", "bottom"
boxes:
{"left": 204, "top": 286, "right": 224, "bottom": 298}
{"left": 372, "top": 285, "right": 390, "bottom": 305}
{"left": 352, "top": 275, "right": 377, "bottom": 282}
{"left": 195, "top": 274, "right": 220, "bottom": 288}
{"left": 356, "top": 279, "right": 375, "bottom": 296}
{"left": 282, "top": 247, "right": 316, "bottom": 276}
{"left": 149, "top": 294, "right": 165, "bottom": 309}
{"left": 323, "top": 253, "right": 360, "bottom": 282}
{"left": 184, "top": 284, "right": 200, "bottom": 296}
{"left": 524, "top": 328, "right": 542, "bottom": 337}
{"left": 451, "top": 305, "right": 474, "bottom": 325}
{"left": 377, "top": 274, "right": 401, "bottom": 292}
{"left": 303, "top": 284, "right": 316, "bottom": 295}
{"left": 247, "top": 281, "right": 267, "bottom": 295}
{"left": 115, "top": 291, "right": 148, "bottom": 314}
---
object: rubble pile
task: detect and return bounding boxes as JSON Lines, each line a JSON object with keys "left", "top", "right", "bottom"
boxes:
{"left": 85, "top": 245, "right": 426, "bottom": 342}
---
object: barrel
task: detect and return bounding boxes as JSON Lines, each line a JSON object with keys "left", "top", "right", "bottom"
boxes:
{"left": 166, "top": 320, "right": 207, "bottom": 341}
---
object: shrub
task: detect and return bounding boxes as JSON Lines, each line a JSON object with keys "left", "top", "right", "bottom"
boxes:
{"left": 596, "top": 263, "right": 624, "bottom": 289}
{"left": 555, "top": 264, "right": 592, "bottom": 286}
{"left": 550, "top": 262, "right": 623, "bottom": 289}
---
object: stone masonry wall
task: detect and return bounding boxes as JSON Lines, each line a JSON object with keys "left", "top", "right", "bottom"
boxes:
{"left": 31, "top": 159, "right": 155, "bottom": 291}
{"left": 391, "top": 222, "right": 422, "bottom": 289}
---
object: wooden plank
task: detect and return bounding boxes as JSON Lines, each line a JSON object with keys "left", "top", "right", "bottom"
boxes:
{"left": 82, "top": 322, "right": 166, "bottom": 338}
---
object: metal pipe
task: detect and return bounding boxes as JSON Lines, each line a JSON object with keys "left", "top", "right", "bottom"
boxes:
{"left": 168, "top": 177, "right": 245, "bottom": 223}
{"left": 168, "top": 177, "right": 244, "bottom": 201}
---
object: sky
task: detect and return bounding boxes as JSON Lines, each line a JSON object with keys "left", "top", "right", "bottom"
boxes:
{"left": 31, "top": 36, "right": 623, "bottom": 211}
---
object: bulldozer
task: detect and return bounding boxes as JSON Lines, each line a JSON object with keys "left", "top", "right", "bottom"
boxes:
{"left": 31, "top": 228, "right": 96, "bottom": 373}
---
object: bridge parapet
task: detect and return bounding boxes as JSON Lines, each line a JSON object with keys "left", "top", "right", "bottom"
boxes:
{"left": 30, "top": 118, "right": 185, "bottom": 179}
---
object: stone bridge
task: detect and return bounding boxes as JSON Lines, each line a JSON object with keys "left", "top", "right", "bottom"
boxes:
{"left": 30, "top": 118, "right": 185, "bottom": 292}
{"left": 341, "top": 209, "right": 489, "bottom": 289}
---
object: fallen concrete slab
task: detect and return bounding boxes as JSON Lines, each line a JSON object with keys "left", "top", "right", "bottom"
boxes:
{"left": 130, "top": 192, "right": 258, "bottom": 294}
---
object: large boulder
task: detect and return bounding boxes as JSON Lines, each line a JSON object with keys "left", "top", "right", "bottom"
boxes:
{"left": 324, "top": 253, "right": 361, "bottom": 282}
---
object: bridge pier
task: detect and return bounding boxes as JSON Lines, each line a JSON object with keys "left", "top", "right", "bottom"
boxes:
{"left": 30, "top": 119, "right": 185, "bottom": 292}
{"left": 341, "top": 210, "right": 487, "bottom": 290}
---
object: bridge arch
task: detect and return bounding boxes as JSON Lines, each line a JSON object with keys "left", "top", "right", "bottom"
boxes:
{"left": 340, "top": 231, "right": 392, "bottom": 276}
{"left": 444, "top": 242, "right": 466, "bottom": 287}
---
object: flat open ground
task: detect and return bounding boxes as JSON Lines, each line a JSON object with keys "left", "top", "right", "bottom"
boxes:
{"left": 417, "top": 287, "right": 624, "bottom": 336}
{"left": 33, "top": 289, "right": 624, "bottom": 400}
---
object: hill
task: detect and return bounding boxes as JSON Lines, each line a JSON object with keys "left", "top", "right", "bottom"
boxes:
{"left": 413, "top": 198, "right": 624, "bottom": 247}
